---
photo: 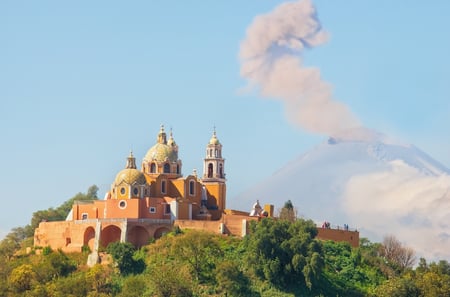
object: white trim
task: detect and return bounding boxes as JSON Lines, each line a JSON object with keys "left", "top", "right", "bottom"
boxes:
{"left": 118, "top": 200, "right": 127, "bottom": 209}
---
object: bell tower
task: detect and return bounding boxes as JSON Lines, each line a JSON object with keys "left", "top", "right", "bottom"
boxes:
{"left": 202, "top": 128, "right": 226, "bottom": 213}
{"left": 202, "top": 128, "right": 225, "bottom": 181}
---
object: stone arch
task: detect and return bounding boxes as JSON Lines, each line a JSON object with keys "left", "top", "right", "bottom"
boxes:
{"left": 127, "top": 226, "right": 150, "bottom": 248}
{"left": 101, "top": 225, "right": 121, "bottom": 248}
{"left": 154, "top": 227, "right": 171, "bottom": 239}
{"left": 83, "top": 227, "right": 96, "bottom": 251}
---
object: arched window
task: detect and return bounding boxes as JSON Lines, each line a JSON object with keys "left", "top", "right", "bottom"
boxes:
{"left": 161, "top": 180, "right": 166, "bottom": 194}
{"left": 219, "top": 163, "right": 223, "bottom": 178}
{"left": 215, "top": 149, "right": 218, "bottom": 157}
{"left": 189, "top": 180, "right": 195, "bottom": 196}
{"left": 208, "top": 163, "right": 213, "bottom": 178}
{"left": 176, "top": 164, "right": 180, "bottom": 174}
{"left": 150, "top": 163, "right": 156, "bottom": 173}
{"left": 163, "top": 163, "right": 170, "bottom": 173}
{"left": 209, "top": 149, "right": 213, "bottom": 157}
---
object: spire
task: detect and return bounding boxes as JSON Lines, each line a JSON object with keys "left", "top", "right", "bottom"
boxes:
{"left": 126, "top": 151, "right": 137, "bottom": 169}
{"left": 168, "top": 127, "right": 176, "bottom": 146}
{"left": 209, "top": 126, "right": 220, "bottom": 145}
{"left": 157, "top": 124, "right": 167, "bottom": 144}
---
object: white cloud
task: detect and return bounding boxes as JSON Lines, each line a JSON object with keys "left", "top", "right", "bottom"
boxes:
{"left": 343, "top": 159, "right": 450, "bottom": 260}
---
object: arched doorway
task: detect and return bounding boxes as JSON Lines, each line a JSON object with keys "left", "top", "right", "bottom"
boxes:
{"left": 154, "top": 227, "right": 171, "bottom": 239}
{"left": 83, "top": 227, "right": 96, "bottom": 251}
{"left": 127, "top": 226, "right": 150, "bottom": 248}
{"left": 101, "top": 225, "right": 121, "bottom": 248}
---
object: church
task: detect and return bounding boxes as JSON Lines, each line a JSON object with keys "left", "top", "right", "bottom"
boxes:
{"left": 34, "top": 126, "right": 240, "bottom": 262}
{"left": 34, "top": 125, "right": 358, "bottom": 265}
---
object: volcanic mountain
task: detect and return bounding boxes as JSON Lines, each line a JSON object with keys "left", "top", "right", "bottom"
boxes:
{"left": 235, "top": 133, "right": 450, "bottom": 260}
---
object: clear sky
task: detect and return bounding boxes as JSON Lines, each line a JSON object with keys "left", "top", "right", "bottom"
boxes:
{"left": 1, "top": 0, "right": 449, "bottom": 237}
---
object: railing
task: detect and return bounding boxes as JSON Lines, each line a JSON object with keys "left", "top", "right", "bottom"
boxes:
{"left": 316, "top": 222, "right": 358, "bottom": 232}
{"left": 74, "top": 218, "right": 171, "bottom": 224}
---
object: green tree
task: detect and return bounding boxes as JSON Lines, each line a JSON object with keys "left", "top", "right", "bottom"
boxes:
{"left": 171, "top": 230, "right": 222, "bottom": 282}
{"left": 243, "top": 218, "right": 324, "bottom": 289}
{"left": 8, "top": 264, "right": 36, "bottom": 293}
{"left": 415, "top": 271, "right": 450, "bottom": 297}
{"left": 215, "top": 260, "right": 251, "bottom": 297}
{"left": 322, "top": 240, "right": 386, "bottom": 295}
{"left": 116, "top": 274, "right": 147, "bottom": 297}
{"left": 429, "top": 260, "right": 450, "bottom": 275}
{"left": 0, "top": 231, "right": 22, "bottom": 261}
{"left": 147, "top": 261, "right": 193, "bottom": 297}
{"left": 86, "top": 264, "right": 113, "bottom": 295}
{"left": 106, "top": 242, "right": 145, "bottom": 275}
{"left": 374, "top": 277, "right": 419, "bottom": 297}
{"left": 34, "top": 250, "right": 77, "bottom": 282}
{"left": 50, "top": 271, "right": 91, "bottom": 297}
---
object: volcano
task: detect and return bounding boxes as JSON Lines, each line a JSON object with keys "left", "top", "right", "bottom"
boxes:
{"left": 234, "top": 134, "right": 450, "bottom": 260}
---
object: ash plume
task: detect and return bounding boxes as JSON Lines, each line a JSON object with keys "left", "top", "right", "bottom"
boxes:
{"left": 239, "top": 0, "right": 366, "bottom": 139}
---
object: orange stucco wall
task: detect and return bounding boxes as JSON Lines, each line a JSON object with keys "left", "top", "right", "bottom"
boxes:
{"left": 73, "top": 197, "right": 174, "bottom": 221}
{"left": 204, "top": 183, "right": 226, "bottom": 210}
{"left": 317, "top": 227, "right": 359, "bottom": 247}
{"left": 175, "top": 214, "right": 259, "bottom": 237}
{"left": 34, "top": 221, "right": 97, "bottom": 253}
{"left": 34, "top": 219, "right": 173, "bottom": 252}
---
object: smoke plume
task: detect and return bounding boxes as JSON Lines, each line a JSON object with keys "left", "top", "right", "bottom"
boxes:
{"left": 240, "top": 0, "right": 364, "bottom": 139}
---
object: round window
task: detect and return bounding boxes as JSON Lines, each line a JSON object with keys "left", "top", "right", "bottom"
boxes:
{"left": 133, "top": 187, "right": 139, "bottom": 196}
{"left": 120, "top": 187, "right": 126, "bottom": 195}
{"left": 119, "top": 200, "right": 127, "bottom": 209}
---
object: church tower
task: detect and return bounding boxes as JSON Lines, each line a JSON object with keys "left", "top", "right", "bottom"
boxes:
{"left": 202, "top": 129, "right": 226, "bottom": 212}
{"left": 202, "top": 128, "right": 225, "bottom": 181}
{"left": 142, "top": 125, "right": 182, "bottom": 179}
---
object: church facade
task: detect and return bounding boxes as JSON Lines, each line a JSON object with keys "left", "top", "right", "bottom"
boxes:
{"left": 34, "top": 126, "right": 230, "bottom": 260}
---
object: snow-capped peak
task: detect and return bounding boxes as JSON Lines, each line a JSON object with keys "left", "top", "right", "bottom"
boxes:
{"left": 234, "top": 133, "right": 450, "bottom": 261}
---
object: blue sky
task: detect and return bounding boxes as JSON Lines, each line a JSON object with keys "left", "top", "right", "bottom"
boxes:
{"left": 1, "top": 0, "right": 449, "bottom": 237}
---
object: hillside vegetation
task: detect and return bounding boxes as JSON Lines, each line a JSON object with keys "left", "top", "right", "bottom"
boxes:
{"left": 1, "top": 187, "right": 449, "bottom": 296}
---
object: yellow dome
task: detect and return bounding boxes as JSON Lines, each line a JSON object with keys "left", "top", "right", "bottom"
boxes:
{"left": 209, "top": 132, "right": 220, "bottom": 145}
{"left": 144, "top": 143, "right": 177, "bottom": 162}
{"left": 114, "top": 168, "right": 147, "bottom": 186}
